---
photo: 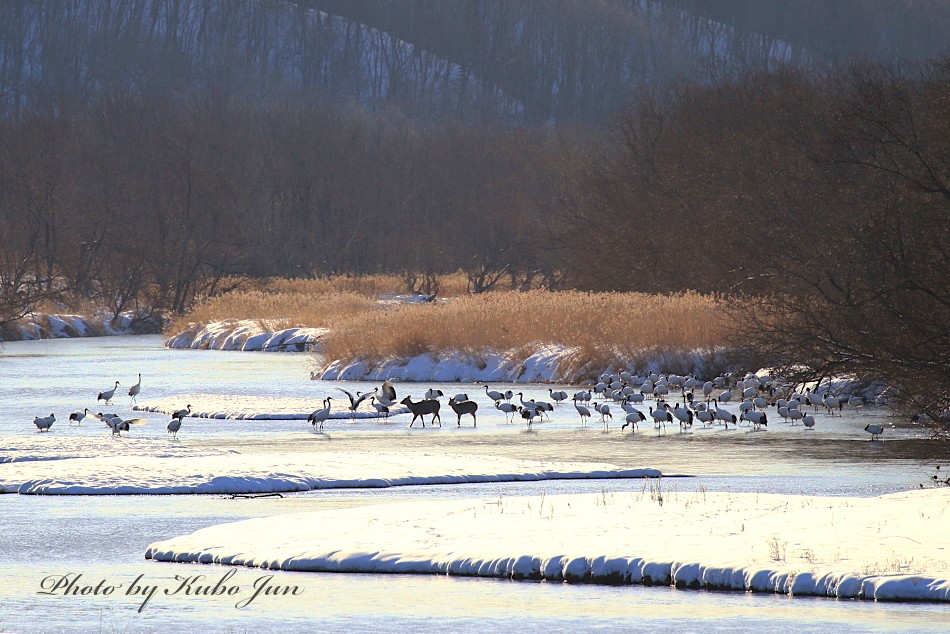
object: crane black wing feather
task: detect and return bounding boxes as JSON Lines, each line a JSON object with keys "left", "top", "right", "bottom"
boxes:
{"left": 336, "top": 388, "right": 357, "bottom": 406}
{"left": 354, "top": 390, "right": 376, "bottom": 408}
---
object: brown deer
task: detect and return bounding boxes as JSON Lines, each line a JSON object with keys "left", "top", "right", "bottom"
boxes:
{"left": 401, "top": 396, "right": 442, "bottom": 428}
{"left": 448, "top": 397, "right": 478, "bottom": 427}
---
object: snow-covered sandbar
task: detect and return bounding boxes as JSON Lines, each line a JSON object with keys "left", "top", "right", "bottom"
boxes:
{"left": 0, "top": 452, "right": 661, "bottom": 495}
{"left": 0, "top": 435, "right": 238, "bottom": 464}
{"left": 146, "top": 487, "right": 950, "bottom": 602}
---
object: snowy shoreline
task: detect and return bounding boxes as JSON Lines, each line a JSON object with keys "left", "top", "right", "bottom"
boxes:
{"left": 164, "top": 319, "right": 327, "bottom": 352}
{"left": 146, "top": 488, "right": 950, "bottom": 602}
{"left": 0, "top": 452, "right": 662, "bottom": 495}
{"left": 160, "top": 320, "right": 883, "bottom": 395}
{"left": 0, "top": 310, "right": 162, "bottom": 342}
{"left": 160, "top": 318, "right": 745, "bottom": 383}
{"left": 319, "top": 345, "right": 742, "bottom": 384}
{"left": 162, "top": 295, "right": 432, "bottom": 352}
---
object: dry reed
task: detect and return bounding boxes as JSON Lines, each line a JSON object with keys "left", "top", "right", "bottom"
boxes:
{"left": 171, "top": 281, "right": 733, "bottom": 376}
{"left": 167, "top": 273, "right": 470, "bottom": 334}
{"left": 321, "top": 290, "right": 730, "bottom": 371}
{"left": 165, "top": 290, "right": 377, "bottom": 335}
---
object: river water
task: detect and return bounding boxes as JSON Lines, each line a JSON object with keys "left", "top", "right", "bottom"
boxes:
{"left": 0, "top": 336, "right": 947, "bottom": 632}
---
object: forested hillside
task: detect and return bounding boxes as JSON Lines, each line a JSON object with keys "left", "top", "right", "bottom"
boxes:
{"left": 3, "top": 1, "right": 948, "bottom": 123}
{"left": 666, "top": 0, "right": 950, "bottom": 63}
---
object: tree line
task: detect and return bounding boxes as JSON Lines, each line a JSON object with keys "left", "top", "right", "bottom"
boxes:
{"left": 558, "top": 60, "right": 949, "bottom": 421}
{"left": 0, "top": 94, "right": 574, "bottom": 322}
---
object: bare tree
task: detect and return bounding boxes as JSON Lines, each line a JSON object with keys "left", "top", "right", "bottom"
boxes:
{"left": 740, "top": 61, "right": 950, "bottom": 424}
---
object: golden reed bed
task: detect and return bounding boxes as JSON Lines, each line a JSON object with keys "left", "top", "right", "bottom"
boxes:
{"left": 167, "top": 275, "right": 729, "bottom": 376}
{"left": 166, "top": 274, "right": 469, "bottom": 335}
{"left": 168, "top": 277, "right": 730, "bottom": 372}
{"left": 321, "top": 290, "right": 729, "bottom": 369}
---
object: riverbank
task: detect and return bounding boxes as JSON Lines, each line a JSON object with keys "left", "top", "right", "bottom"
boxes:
{"left": 162, "top": 294, "right": 433, "bottom": 352}
{"left": 318, "top": 345, "right": 739, "bottom": 384}
{"left": 161, "top": 289, "right": 741, "bottom": 382}
{"left": 0, "top": 310, "right": 163, "bottom": 342}
{"left": 164, "top": 319, "right": 328, "bottom": 352}
{"left": 159, "top": 320, "right": 744, "bottom": 384}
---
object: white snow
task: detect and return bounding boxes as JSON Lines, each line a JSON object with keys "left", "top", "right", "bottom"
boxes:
{"left": 133, "top": 394, "right": 406, "bottom": 420}
{"left": 164, "top": 320, "right": 327, "bottom": 352}
{"left": 145, "top": 487, "right": 950, "bottom": 602}
{"left": 0, "top": 452, "right": 661, "bottom": 495}
{"left": 376, "top": 294, "right": 437, "bottom": 305}
{"left": 320, "top": 345, "right": 738, "bottom": 384}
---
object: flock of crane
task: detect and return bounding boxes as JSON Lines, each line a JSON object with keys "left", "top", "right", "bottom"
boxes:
{"left": 306, "top": 373, "right": 887, "bottom": 440}
{"left": 32, "top": 370, "right": 886, "bottom": 441}
{"left": 31, "top": 374, "right": 191, "bottom": 438}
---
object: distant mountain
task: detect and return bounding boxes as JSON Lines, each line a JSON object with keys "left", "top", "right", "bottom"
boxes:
{"left": 1, "top": 0, "right": 946, "bottom": 122}
{"left": 663, "top": 0, "right": 950, "bottom": 63}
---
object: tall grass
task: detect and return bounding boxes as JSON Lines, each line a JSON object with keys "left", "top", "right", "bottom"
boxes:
{"left": 166, "top": 274, "right": 470, "bottom": 335}
{"left": 171, "top": 281, "right": 732, "bottom": 376}
{"left": 166, "top": 290, "right": 377, "bottom": 335}
{"left": 321, "top": 290, "right": 730, "bottom": 371}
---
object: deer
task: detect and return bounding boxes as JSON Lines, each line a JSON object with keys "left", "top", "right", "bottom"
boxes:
{"left": 401, "top": 396, "right": 442, "bottom": 428}
{"left": 448, "top": 397, "right": 478, "bottom": 427}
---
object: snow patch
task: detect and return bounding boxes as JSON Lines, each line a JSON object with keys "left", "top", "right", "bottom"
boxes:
{"left": 376, "top": 294, "right": 436, "bottom": 306}
{"left": 164, "top": 320, "right": 327, "bottom": 352}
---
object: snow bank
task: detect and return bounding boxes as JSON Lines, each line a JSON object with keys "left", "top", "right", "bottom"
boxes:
{"left": 162, "top": 295, "right": 429, "bottom": 352}
{"left": 164, "top": 320, "right": 327, "bottom": 352}
{"left": 0, "top": 310, "right": 162, "bottom": 342}
{"left": 320, "top": 345, "right": 739, "bottom": 384}
{"left": 133, "top": 394, "right": 406, "bottom": 420}
{"left": 146, "top": 487, "right": 950, "bottom": 602}
{"left": 0, "top": 452, "right": 661, "bottom": 495}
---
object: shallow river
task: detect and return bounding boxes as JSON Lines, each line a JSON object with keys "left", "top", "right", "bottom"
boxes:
{"left": 1, "top": 336, "right": 947, "bottom": 632}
